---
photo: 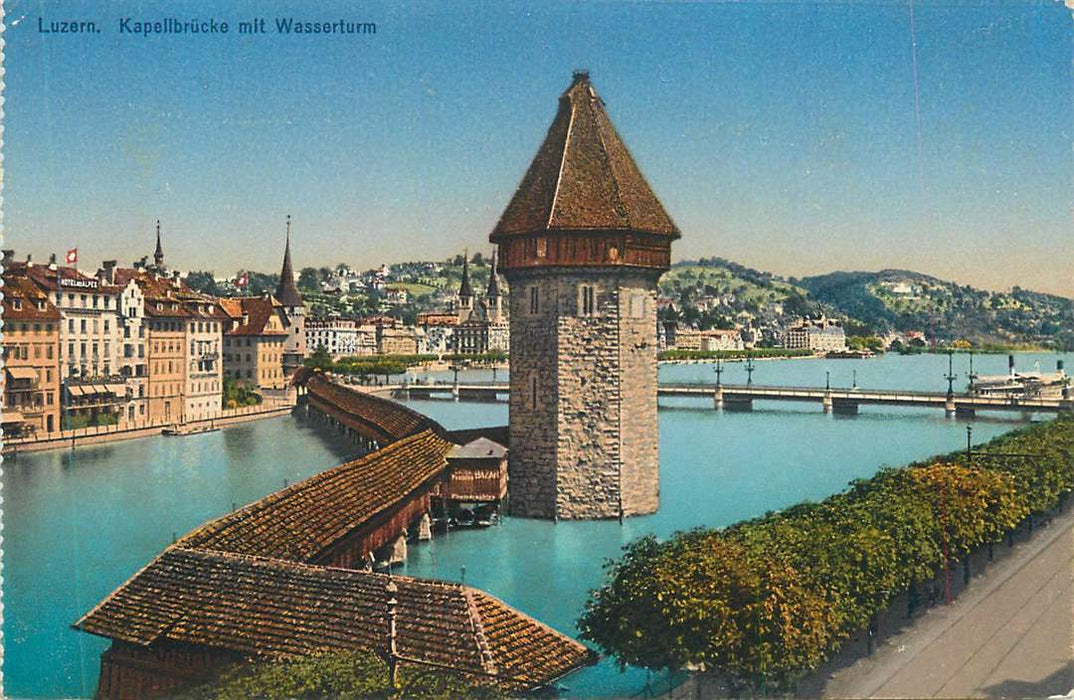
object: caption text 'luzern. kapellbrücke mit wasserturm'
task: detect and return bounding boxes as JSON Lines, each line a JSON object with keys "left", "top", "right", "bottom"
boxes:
{"left": 37, "top": 17, "right": 377, "bottom": 37}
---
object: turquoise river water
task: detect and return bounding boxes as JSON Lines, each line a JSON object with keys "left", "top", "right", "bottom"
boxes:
{"left": 3, "top": 352, "right": 1069, "bottom": 698}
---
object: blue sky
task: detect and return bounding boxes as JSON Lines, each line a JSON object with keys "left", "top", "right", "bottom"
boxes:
{"left": 6, "top": 0, "right": 1072, "bottom": 295}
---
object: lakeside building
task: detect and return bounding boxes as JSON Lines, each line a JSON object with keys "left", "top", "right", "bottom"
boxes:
{"left": 1, "top": 271, "right": 62, "bottom": 437}
{"left": 490, "top": 72, "right": 679, "bottom": 520}
{"left": 305, "top": 317, "right": 359, "bottom": 358}
{"left": 116, "top": 261, "right": 227, "bottom": 425}
{"left": 454, "top": 253, "right": 509, "bottom": 355}
{"left": 12, "top": 254, "right": 134, "bottom": 428}
{"left": 668, "top": 327, "right": 745, "bottom": 352}
{"left": 783, "top": 317, "right": 848, "bottom": 352}
{"left": 220, "top": 297, "right": 289, "bottom": 390}
{"left": 415, "top": 311, "right": 458, "bottom": 355}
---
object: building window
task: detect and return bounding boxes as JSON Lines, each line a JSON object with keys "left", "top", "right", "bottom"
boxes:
{"left": 528, "top": 286, "right": 539, "bottom": 315}
{"left": 530, "top": 374, "right": 539, "bottom": 410}
{"left": 579, "top": 285, "right": 595, "bottom": 317}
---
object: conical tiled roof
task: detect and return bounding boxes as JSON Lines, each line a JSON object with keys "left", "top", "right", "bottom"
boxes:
{"left": 276, "top": 217, "right": 303, "bottom": 308}
{"left": 491, "top": 72, "right": 679, "bottom": 241}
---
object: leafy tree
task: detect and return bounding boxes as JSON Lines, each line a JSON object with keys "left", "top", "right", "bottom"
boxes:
{"left": 298, "top": 267, "right": 322, "bottom": 294}
{"left": 581, "top": 416, "right": 1074, "bottom": 689}
{"left": 179, "top": 649, "right": 504, "bottom": 700}
{"left": 304, "top": 345, "right": 334, "bottom": 372}
{"left": 185, "top": 271, "right": 224, "bottom": 296}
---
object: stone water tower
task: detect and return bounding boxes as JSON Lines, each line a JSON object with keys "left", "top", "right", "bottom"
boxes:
{"left": 489, "top": 72, "right": 680, "bottom": 520}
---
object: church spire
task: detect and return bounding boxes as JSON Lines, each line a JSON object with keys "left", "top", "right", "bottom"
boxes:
{"left": 154, "top": 219, "right": 164, "bottom": 268}
{"left": 458, "top": 250, "right": 474, "bottom": 302}
{"left": 275, "top": 214, "right": 303, "bottom": 308}
{"left": 486, "top": 249, "right": 501, "bottom": 299}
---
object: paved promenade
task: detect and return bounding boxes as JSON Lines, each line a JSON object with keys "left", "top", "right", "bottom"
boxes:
{"left": 823, "top": 506, "right": 1074, "bottom": 698}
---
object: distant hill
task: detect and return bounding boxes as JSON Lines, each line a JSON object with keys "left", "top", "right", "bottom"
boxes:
{"left": 796, "top": 269, "right": 1074, "bottom": 349}
{"left": 656, "top": 259, "right": 1073, "bottom": 350}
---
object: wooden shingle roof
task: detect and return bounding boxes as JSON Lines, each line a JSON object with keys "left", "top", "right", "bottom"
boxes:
{"left": 75, "top": 547, "right": 595, "bottom": 689}
{"left": 176, "top": 429, "right": 454, "bottom": 562}
{"left": 491, "top": 72, "right": 680, "bottom": 241}
{"left": 307, "top": 376, "right": 442, "bottom": 443}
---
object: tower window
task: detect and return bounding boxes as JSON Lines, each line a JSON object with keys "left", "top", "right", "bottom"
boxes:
{"left": 528, "top": 286, "right": 539, "bottom": 315}
{"left": 579, "top": 285, "right": 595, "bottom": 317}
{"left": 629, "top": 293, "right": 646, "bottom": 319}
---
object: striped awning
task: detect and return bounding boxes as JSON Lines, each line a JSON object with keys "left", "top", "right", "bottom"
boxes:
{"left": 6, "top": 367, "right": 37, "bottom": 381}
{"left": 67, "top": 385, "right": 86, "bottom": 397}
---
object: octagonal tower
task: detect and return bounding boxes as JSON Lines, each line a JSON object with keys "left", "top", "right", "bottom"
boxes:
{"left": 490, "top": 72, "right": 680, "bottom": 520}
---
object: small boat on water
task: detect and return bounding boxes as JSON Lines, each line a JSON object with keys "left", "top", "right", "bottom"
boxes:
{"left": 826, "top": 350, "right": 876, "bottom": 359}
{"left": 162, "top": 424, "right": 220, "bottom": 437}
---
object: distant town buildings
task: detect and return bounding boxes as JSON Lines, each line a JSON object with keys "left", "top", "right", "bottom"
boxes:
{"left": 1, "top": 219, "right": 304, "bottom": 434}
{"left": 305, "top": 317, "right": 358, "bottom": 357}
{"left": 783, "top": 317, "right": 848, "bottom": 352}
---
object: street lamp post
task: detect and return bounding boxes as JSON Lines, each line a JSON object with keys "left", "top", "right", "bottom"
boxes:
{"left": 825, "top": 370, "right": 830, "bottom": 391}
{"left": 385, "top": 580, "right": 399, "bottom": 693}
{"left": 945, "top": 350, "right": 957, "bottom": 398}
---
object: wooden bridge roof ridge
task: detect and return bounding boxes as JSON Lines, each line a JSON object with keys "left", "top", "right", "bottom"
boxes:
{"left": 74, "top": 546, "right": 594, "bottom": 688}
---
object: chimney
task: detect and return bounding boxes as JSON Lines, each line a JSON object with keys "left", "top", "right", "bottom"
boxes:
{"left": 49, "top": 253, "right": 57, "bottom": 265}
{"left": 1, "top": 250, "right": 13, "bottom": 267}
{"left": 25, "top": 253, "right": 33, "bottom": 268}
{"left": 1008, "top": 354, "right": 1016, "bottom": 377}
{"left": 1058, "top": 359, "right": 1065, "bottom": 374}
{"left": 100, "top": 260, "right": 117, "bottom": 285}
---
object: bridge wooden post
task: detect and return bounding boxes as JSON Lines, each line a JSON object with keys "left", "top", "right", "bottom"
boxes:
{"left": 822, "top": 391, "right": 833, "bottom": 413}
{"left": 945, "top": 396, "right": 957, "bottom": 417}
{"left": 713, "top": 385, "right": 724, "bottom": 410}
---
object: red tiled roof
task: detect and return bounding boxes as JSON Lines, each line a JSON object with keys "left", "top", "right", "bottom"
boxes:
{"left": 307, "top": 376, "right": 441, "bottom": 443}
{"left": 491, "top": 72, "right": 679, "bottom": 241}
{"left": 224, "top": 296, "right": 288, "bottom": 337}
{"left": 175, "top": 429, "right": 454, "bottom": 562}
{"left": 1, "top": 274, "right": 62, "bottom": 321}
{"left": 75, "top": 547, "right": 595, "bottom": 689}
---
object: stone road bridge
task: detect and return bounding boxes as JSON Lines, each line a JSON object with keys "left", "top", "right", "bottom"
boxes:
{"left": 387, "top": 381, "right": 1073, "bottom": 416}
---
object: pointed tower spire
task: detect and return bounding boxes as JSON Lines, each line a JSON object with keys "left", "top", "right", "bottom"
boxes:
{"left": 275, "top": 214, "right": 303, "bottom": 307}
{"left": 154, "top": 219, "right": 165, "bottom": 268}
{"left": 458, "top": 250, "right": 473, "bottom": 301}
{"left": 486, "top": 248, "right": 501, "bottom": 299}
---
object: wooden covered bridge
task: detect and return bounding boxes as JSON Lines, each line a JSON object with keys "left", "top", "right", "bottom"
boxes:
{"left": 75, "top": 372, "right": 588, "bottom": 699}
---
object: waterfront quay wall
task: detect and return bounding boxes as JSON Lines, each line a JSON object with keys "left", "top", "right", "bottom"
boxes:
{"left": 2, "top": 400, "right": 295, "bottom": 456}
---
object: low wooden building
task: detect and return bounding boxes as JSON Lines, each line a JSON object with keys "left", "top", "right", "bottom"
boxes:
{"left": 439, "top": 437, "right": 509, "bottom": 504}
{"left": 76, "top": 547, "right": 595, "bottom": 699}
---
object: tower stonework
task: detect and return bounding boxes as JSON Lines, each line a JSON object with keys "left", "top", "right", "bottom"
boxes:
{"left": 490, "top": 72, "right": 679, "bottom": 520}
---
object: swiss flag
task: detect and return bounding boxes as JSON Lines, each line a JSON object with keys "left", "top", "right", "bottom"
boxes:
{"left": 236, "top": 272, "right": 249, "bottom": 288}
{"left": 65, "top": 248, "right": 78, "bottom": 264}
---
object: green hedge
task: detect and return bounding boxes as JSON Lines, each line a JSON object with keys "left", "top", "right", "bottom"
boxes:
{"left": 579, "top": 415, "right": 1074, "bottom": 689}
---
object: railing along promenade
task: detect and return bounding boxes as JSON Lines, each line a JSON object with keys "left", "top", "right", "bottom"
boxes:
{"left": 2, "top": 396, "right": 296, "bottom": 455}
{"left": 384, "top": 380, "right": 1073, "bottom": 415}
